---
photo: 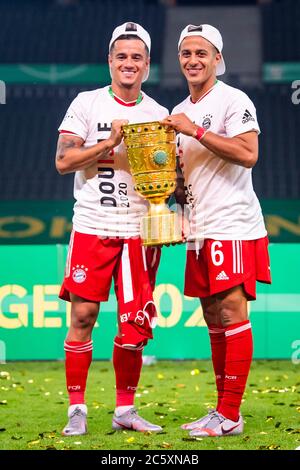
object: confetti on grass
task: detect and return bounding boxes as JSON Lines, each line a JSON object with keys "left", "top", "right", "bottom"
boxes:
{"left": 0, "top": 372, "right": 10, "bottom": 379}
{"left": 160, "top": 442, "right": 172, "bottom": 449}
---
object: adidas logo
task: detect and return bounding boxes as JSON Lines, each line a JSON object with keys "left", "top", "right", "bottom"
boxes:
{"left": 216, "top": 270, "right": 229, "bottom": 280}
{"left": 242, "top": 109, "right": 255, "bottom": 124}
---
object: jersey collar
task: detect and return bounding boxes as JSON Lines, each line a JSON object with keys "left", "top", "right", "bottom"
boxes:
{"left": 190, "top": 80, "right": 218, "bottom": 104}
{"left": 108, "top": 86, "right": 143, "bottom": 107}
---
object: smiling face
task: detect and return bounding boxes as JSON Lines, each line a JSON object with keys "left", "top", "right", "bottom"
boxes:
{"left": 178, "top": 36, "right": 221, "bottom": 87}
{"left": 109, "top": 38, "right": 150, "bottom": 91}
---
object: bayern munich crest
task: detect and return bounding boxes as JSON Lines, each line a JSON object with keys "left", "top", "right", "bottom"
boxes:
{"left": 72, "top": 264, "right": 88, "bottom": 283}
{"left": 202, "top": 114, "right": 212, "bottom": 130}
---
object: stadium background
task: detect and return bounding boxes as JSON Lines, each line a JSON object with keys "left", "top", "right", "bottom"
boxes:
{"left": 0, "top": 0, "right": 300, "bottom": 362}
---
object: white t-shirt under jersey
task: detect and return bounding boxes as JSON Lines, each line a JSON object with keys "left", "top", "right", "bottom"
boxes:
{"left": 172, "top": 80, "right": 267, "bottom": 240}
{"left": 58, "top": 86, "right": 168, "bottom": 236}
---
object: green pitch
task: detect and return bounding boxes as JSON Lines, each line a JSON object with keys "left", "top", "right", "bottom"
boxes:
{"left": 0, "top": 360, "right": 299, "bottom": 450}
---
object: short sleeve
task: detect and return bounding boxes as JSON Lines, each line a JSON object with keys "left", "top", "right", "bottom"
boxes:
{"left": 58, "top": 94, "right": 88, "bottom": 140}
{"left": 225, "top": 91, "right": 260, "bottom": 138}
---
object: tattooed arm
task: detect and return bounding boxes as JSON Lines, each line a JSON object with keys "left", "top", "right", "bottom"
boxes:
{"left": 55, "top": 119, "right": 128, "bottom": 175}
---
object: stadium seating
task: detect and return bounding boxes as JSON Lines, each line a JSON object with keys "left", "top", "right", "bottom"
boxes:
{"left": 0, "top": 0, "right": 299, "bottom": 200}
{"left": 262, "top": 0, "right": 300, "bottom": 62}
{"left": 0, "top": 0, "right": 165, "bottom": 63}
{"left": 1, "top": 83, "right": 299, "bottom": 200}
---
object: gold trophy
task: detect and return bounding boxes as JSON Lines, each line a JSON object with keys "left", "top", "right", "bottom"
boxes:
{"left": 123, "top": 121, "right": 183, "bottom": 246}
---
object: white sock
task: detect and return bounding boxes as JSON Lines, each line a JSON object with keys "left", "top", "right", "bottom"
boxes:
{"left": 114, "top": 405, "right": 134, "bottom": 417}
{"left": 68, "top": 403, "right": 87, "bottom": 417}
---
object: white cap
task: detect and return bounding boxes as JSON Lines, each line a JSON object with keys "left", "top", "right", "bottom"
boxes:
{"left": 178, "top": 24, "right": 226, "bottom": 76}
{"left": 109, "top": 22, "right": 151, "bottom": 54}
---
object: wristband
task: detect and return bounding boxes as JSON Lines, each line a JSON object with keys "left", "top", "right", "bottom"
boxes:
{"left": 193, "top": 126, "right": 206, "bottom": 141}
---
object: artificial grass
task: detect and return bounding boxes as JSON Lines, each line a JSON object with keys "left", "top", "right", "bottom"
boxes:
{"left": 0, "top": 360, "right": 299, "bottom": 450}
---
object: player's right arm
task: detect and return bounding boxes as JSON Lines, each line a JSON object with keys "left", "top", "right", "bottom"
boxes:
{"left": 55, "top": 119, "right": 128, "bottom": 175}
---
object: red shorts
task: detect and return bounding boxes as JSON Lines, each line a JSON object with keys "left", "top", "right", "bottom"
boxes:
{"left": 60, "top": 231, "right": 161, "bottom": 348}
{"left": 184, "top": 236, "right": 271, "bottom": 300}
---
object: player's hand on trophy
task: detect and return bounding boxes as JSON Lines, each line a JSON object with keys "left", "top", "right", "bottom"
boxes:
{"left": 110, "top": 119, "right": 129, "bottom": 147}
{"left": 161, "top": 113, "right": 198, "bottom": 137}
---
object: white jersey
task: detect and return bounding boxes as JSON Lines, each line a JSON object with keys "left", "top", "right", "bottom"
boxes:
{"left": 172, "top": 80, "right": 267, "bottom": 241}
{"left": 58, "top": 86, "right": 168, "bottom": 236}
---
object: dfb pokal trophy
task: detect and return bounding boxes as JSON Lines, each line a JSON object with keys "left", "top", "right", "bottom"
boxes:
{"left": 123, "top": 121, "right": 183, "bottom": 246}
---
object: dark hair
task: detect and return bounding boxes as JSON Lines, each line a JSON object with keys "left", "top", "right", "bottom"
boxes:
{"left": 109, "top": 34, "right": 149, "bottom": 55}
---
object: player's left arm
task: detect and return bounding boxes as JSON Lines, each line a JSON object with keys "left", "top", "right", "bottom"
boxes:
{"left": 161, "top": 113, "right": 258, "bottom": 169}
{"left": 196, "top": 129, "right": 258, "bottom": 168}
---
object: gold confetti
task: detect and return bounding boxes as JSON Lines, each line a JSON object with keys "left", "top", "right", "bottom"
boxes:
{"left": 74, "top": 441, "right": 82, "bottom": 445}
{"left": 176, "top": 384, "right": 186, "bottom": 388}
{"left": 126, "top": 437, "right": 135, "bottom": 443}
{"left": 258, "top": 445, "right": 281, "bottom": 450}
{"left": 0, "top": 371, "right": 10, "bottom": 379}
{"left": 39, "top": 431, "right": 57, "bottom": 439}
{"left": 28, "top": 439, "right": 41, "bottom": 446}
{"left": 161, "top": 442, "right": 172, "bottom": 448}
{"left": 157, "top": 374, "right": 164, "bottom": 380}
{"left": 27, "top": 379, "right": 34, "bottom": 384}
{"left": 266, "top": 416, "right": 274, "bottom": 422}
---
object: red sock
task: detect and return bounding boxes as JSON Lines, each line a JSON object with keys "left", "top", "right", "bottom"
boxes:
{"left": 218, "top": 320, "right": 253, "bottom": 422}
{"left": 64, "top": 340, "right": 93, "bottom": 405}
{"left": 113, "top": 339, "right": 143, "bottom": 407}
{"left": 208, "top": 325, "right": 226, "bottom": 411}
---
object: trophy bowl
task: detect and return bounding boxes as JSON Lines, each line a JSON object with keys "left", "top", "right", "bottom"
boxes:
{"left": 123, "top": 121, "right": 183, "bottom": 246}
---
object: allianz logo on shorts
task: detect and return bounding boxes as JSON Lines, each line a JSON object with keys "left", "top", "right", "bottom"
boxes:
{"left": 72, "top": 264, "right": 89, "bottom": 283}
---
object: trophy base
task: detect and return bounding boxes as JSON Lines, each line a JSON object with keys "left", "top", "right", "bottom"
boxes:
{"left": 141, "top": 207, "right": 183, "bottom": 246}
